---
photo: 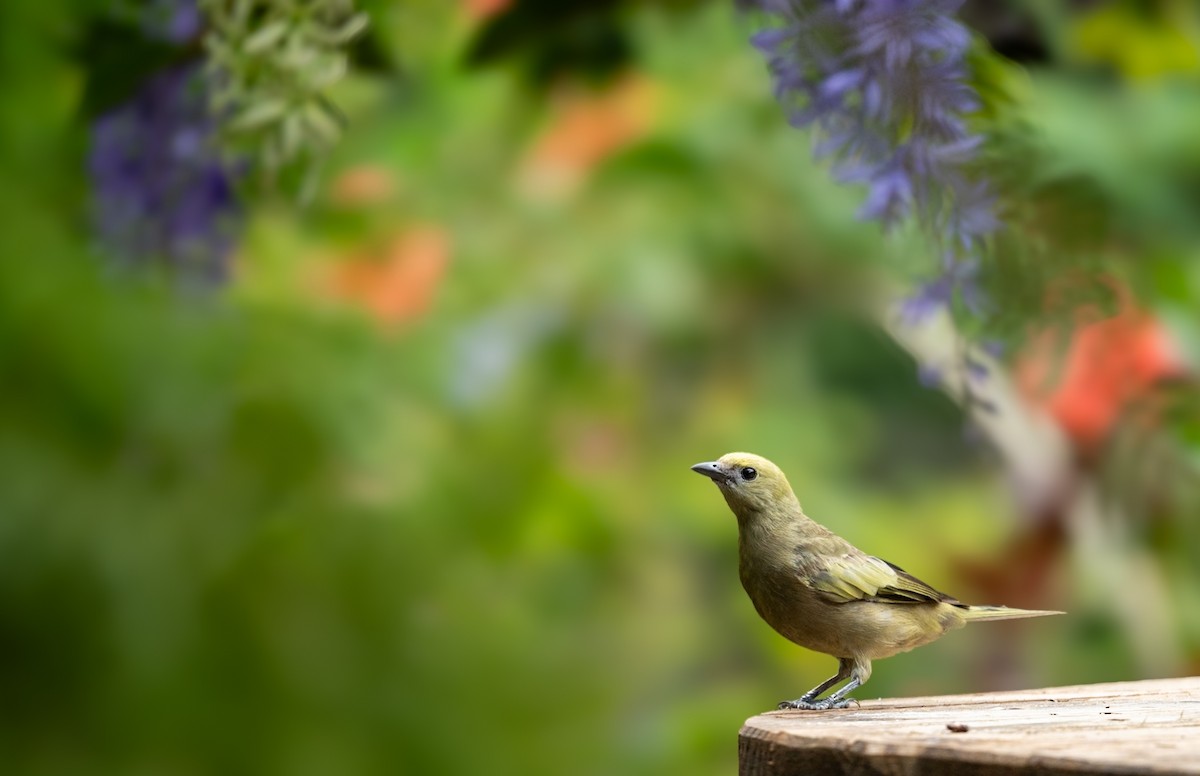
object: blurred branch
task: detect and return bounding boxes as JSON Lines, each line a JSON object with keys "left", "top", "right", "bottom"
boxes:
{"left": 883, "top": 289, "right": 1193, "bottom": 676}
{"left": 882, "top": 291, "right": 1072, "bottom": 521}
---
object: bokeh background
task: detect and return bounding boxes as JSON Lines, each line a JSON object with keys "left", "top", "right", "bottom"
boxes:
{"left": 3, "top": 1, "right": 1200, "bottom": 774}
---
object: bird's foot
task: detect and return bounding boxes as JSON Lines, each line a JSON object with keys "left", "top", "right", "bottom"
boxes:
{"left": 777, "top": 696, "right": 856, "bottom": 711}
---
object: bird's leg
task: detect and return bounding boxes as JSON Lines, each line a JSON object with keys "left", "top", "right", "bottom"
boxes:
{"left": 815, "top": 675, "right": 862, "bottom": 709}
{"left": 777, "top": 658, "right": 852, "bottom": 710}
{"left": 778, "top": 658, "right": 870, "bottom": 711}
{"left": 811, "top": 658, "right": 871, "bottom": 709}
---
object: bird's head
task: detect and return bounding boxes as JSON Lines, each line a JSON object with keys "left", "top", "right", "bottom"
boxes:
{"left": 690, "top": 452, "right": 799, "bottom": 522}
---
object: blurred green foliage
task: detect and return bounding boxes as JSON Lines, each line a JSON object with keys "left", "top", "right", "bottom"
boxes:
{"left": 2, "top": 1, "right": 1200, "bottom": 775}
{"left": 203, "top": 0, "right": 369, "bottom": 180}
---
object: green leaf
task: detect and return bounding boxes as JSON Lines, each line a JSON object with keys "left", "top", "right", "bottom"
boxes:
{"left": 279, "top": 113, "right": 304, "bottom": 162}
{"left": 308, "top": 12, "right": 369, "bottom": 46}
{"left": 301, "top": 101, "right": 341, "bottom": 146}
{"left": 243, "top": 20, "right": 291, "bottom": 55}
{"left": 228, "top": 98, "right": 289, "bottom": 132}
{"left": 305, "top": 53, "right": 347, "bottom": 91}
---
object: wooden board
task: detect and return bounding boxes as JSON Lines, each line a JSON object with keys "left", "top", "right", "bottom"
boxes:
{"left": 740, "top": 676, "right": 1200, "bottom": 775}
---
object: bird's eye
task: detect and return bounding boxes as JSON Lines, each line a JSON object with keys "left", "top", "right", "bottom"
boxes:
{"left": 740, "top": 467, "right": 757, "bottom": 481}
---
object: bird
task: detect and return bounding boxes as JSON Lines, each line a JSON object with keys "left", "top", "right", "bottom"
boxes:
{"left": 691, "top": 452, "right": 1063, "bottom": 710}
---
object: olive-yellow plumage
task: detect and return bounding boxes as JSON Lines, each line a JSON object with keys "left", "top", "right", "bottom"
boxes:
{"left": 691, "top": 452, "right": 1062, "bottom": 710}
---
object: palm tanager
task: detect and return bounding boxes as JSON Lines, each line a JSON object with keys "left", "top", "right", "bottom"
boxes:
{"left": 692, "top": 452, "right": 1062, "bottom": 710}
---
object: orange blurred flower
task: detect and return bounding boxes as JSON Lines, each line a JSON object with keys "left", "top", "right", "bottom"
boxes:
{"left": 518, "top": 74, "right": 657, "bottom": 198}
{"left": 330, "top": 165, "right": 399, "bottom": 207}
{"left": 1017, "top": 282, "right": 1184, "bottom": 453}
{"left": 463, "top": 0, "right": 511, "bottom": 22}
{"left": 322, "top": 226, "right": 450, "bottom": 329}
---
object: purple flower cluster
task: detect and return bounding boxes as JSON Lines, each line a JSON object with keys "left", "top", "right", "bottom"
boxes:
{"left": 742, "top": 0, "right": 998, "bottom": 318}
{"left": 89, "top": 64, "right": 243, "bottom": 286}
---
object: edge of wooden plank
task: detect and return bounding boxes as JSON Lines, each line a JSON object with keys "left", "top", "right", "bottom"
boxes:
{"left": 739, "top": 676, "right": 1200, "bottom": 776}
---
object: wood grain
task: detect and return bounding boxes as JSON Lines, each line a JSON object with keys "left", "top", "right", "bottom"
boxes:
{"left": 740, "top": 677, "right": 1200, "bottom": 775}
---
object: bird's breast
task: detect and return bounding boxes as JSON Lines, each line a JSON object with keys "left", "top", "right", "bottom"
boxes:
{"left": 738, "top": 558, "right": 838, "bottom": 649}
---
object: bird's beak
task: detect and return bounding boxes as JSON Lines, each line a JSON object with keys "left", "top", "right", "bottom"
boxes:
{"left": 691, "top": 461, "right": 730, "bottom": 483}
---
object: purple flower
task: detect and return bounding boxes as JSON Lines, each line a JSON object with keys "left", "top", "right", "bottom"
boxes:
{"left": 898, "top": 251, "right": 982, "bottom": 322}
{"left": 917, "top": 362, "right": 942, "bottom": 388}
{"left": 88, "top": 64, "right": 243, "bottom": 286}
{"left": 742, "top": 0, "right": 997, "bottom": 316}
{"left": 144, "top": 0, "right": 203, "bottom": 44}
{"left": 964, "top": 353, "right": 989, "bottom": 381}
{"left": 900, "top": 272, "right": 953, "bottom": 323}
{"left": 859, "top": 161, "right": 913, "bottom": 223}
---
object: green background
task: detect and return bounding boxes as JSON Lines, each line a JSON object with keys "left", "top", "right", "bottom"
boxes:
{"left": 2, "top": 2, "right": 1199, "bottom": 774}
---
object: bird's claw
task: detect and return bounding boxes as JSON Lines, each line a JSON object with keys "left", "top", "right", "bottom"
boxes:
{"left": 777, "top": 696, "right": 855, "bottom": 711}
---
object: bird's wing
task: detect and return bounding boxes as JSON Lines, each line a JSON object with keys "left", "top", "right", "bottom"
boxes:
{"left": 806, "top": 554, "right": 959, "bottom": 606}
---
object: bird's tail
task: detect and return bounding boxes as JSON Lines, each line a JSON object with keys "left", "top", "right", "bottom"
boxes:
{"left": 961, "top": 605, "right": 1064, "bottom": 622}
